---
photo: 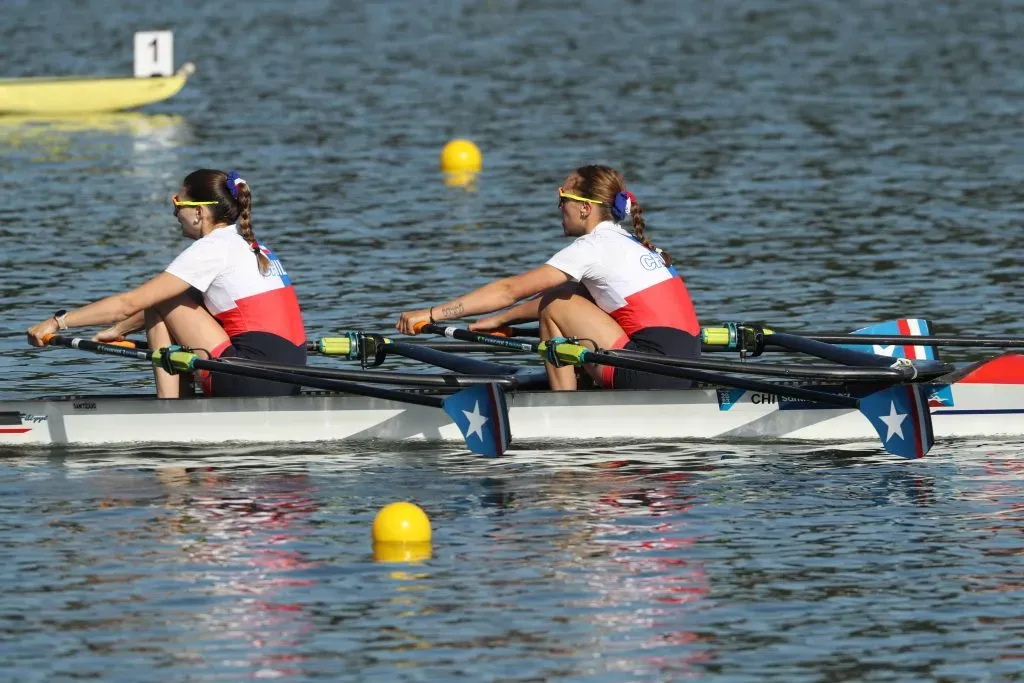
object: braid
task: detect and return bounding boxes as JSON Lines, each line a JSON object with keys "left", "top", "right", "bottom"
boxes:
{"left": 631, "top": 205, "right": 673, "bottom": 266}
{"left": 234, "top": 183, "right": 270, "bottom": 275}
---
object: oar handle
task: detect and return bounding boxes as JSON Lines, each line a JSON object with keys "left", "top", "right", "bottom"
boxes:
{"left": 415, "top": 323, "right": 540, "bottom": 353}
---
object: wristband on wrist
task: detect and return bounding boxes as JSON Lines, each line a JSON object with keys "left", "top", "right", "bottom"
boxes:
{"left": 429, "top": 306, "right": 436, "bottom": 323}
{"left": 53, "top": 309, "right": 69, "bottom": 330}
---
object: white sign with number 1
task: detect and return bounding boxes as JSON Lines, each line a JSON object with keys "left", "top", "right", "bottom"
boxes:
{"left": 134, "top": 31, "right": 174, "bottom": 78}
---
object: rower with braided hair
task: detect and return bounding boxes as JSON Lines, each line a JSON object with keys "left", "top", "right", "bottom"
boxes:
{"left": 397, "top": 164, "right": 700, "bottom": 390}
{"left": 27, "top": 169, "right": 307, "bottom": 398}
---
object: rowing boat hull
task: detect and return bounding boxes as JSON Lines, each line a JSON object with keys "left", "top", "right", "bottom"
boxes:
{"left": 0, "top": 63, "right": 194, "bottom": 115}
{"left": 2, "top": 380, "right": 1021, "bottom": 448}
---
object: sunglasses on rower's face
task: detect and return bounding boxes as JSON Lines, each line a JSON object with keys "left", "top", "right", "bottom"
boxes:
{"left": 172, "top": 194, "right": 218, "bottom": 209}
{"left": 557, "top": 187, "right": 606, "bottom": 208}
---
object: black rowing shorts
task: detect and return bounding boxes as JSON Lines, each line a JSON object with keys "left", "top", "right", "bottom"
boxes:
{"left": 603, "top": 327, "right": 700, "bottom": 390}
{"left": 201, "top": 332, "right": 307, "bottom": 397}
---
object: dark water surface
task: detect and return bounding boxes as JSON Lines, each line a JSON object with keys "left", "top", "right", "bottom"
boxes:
{"left": 1, "top": 0, "right": 1022, "bottom": 679}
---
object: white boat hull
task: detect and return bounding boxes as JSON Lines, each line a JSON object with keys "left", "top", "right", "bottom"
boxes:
{"left": 2, "top": 381, "right": 1022, "bottom": 449}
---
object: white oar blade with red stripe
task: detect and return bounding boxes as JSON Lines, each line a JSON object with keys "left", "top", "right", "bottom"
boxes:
{"left": 843, "top": 319, "right": 937, "bottom": 360}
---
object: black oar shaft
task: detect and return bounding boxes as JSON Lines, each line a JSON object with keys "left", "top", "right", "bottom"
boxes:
{"left": 586, "top": 350, "right": 860, "bottom": 409}
{"left": 384, "top": 340, "right": 521, "bottom": 375}
{"left": 421, "top": 324, "right": 538, "bottom": 352}
{"left": 767, "top": 332, "right": 897, "bottom": 368}
{"left": 189, "top": 357, "right": 445, "bottom": 407}
{"left": 223, "top": 358, "right": 519, "bottom": 388}
{"left": 604, "top": 349, "right": 949, "bottom": 382}
{"left": 802, "top": 334, "right": 1024, "bottom": 348}
{"left": 418, "top": 324, "right": 860, "bottom": 409}
{"left": 45, "top": 335, "right": 445, "bottom": 408}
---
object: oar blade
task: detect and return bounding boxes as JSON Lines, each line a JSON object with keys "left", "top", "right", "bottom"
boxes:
{"left": 859, "top": 384, "right": 935, "bottom": 459}
{"left": 441, "top": 383, "right": 512, "bottom": 457}
{"left": 843, "top": 319, "right": 937, "bottom": 360}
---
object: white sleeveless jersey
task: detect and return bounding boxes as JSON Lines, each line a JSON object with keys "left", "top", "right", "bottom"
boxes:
{"left": 165, "top": 225, "right": 305, "bottom": 345}
{"left": 545, "top": 221, "right": 699, "bottom": 336}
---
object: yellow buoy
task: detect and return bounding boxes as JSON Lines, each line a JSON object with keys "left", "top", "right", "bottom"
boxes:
{"left": 440, "top": 138, "right": 482, "bottom": 174}
{"left": 372, "top": 502, "right": 432, "bottom": 544}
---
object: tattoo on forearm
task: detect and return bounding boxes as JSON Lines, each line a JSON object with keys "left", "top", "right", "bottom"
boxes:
{"left": 439, "top": 302, "right": 464, "bottom": 319}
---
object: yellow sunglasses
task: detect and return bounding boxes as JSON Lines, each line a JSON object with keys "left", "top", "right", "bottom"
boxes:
{"left": 172, "top": 194, "right": 218, "bottom": 208}
{"left": 558, "top": 187, "right": 606, "bottom": 207}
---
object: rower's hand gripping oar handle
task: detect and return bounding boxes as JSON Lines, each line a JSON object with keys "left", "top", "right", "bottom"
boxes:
{"left": 42, "top": 333, "right": 142, "bottom": 350}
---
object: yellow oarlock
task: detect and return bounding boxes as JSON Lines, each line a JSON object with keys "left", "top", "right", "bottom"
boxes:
{"left": 149, "top": 347, "right": 199, "bottom": 373}
{"left": 536, "top": 339, "right": 591, "bottom": 366}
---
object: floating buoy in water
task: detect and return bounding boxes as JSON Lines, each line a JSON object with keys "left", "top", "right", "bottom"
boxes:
{"left": 372, "top": 501, "right": 432, "bottom": 543}
{"left": 440, "top": 138, "right": 482, "bottom": 174}
{"left": 372, "top": 501, "right": 432, "bottom": 564}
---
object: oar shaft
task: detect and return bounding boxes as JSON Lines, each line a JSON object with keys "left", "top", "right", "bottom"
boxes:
{"left": 44, "top": 335, "right": 445, "bottom": 408}
{"left": 415, "top": 325, "right": 860, "bottom": 409}
{"left": 45, "top": 335, "right": 152, "bottom": 361}
{"left": 796, "top": 334, "right": 1024, "bottom": 348}
{"left": 604, "top": 349, "right": 951, "bottom": 382}
{"left": 223, "top": 358, "right": 520, "bottom": 388}
{"left": 419, "top": 323, "right": 539, "bottom": 352}
{"left": 585, "top": 350, "right": 860, "bottom": 408}
{"left": 767, "top": 332, "right": 902, "bottom": 368}
{"left": 188, "top": 357, "right": 445, "bottom": 407}
{"left": 384, "top": 340, "right": 521, "bottom": 375}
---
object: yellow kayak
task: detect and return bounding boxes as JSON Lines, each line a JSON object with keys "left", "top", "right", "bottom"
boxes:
{"left": 0, "top": 62, "right": 195, "bottom": 115}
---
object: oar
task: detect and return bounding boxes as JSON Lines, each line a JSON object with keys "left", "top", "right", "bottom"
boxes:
{"left": 106, "top": 335, "right": 528, "bottom": 369}
{"left": 604, "top": 348, "right": 953, "bottom": 382}
{"left": 814, "top": 333, "right": 1024, "bottom": 348}
{"left": 438, "top": 322, "right": 1024, "bottom": 354}
{"left": 312, "top": 334, "right": 521, "bottom": 374}
{"left": 700, "top": 323, "right": 1024, "bottom": 351}
{"left": 697, "top": 322, "right": 951, "bottom": 371}
{"left": 222, "top": 357, "right": 525, "bottom": 388}
{"left": 414, "top": 323, "right": 935, "bottom": 459}
{"left": 41, "top": 335, "right": 512, "bottom": 457}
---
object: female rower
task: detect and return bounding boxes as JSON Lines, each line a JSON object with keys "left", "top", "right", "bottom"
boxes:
{"left": 396, "top": 164, "right": 700, "bottom": 390}
{"left": 27, "top": 169, "right": 307, "bottom": 398}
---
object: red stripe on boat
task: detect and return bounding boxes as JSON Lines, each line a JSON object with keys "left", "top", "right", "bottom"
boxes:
{"left": 0, "top": 428, "right": 31, "bottom": 434}
{"left": 956, "top": 354, "right": 1024, "bottom": 384}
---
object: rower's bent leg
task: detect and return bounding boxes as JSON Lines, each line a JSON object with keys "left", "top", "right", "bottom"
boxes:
{"left": 146, "top": 292, "right": 230, "bottom": 398}
{"left": 539, "top": 290, "right": 626, "bottom": 390}
{"left": 145, "top": 307, "right": 193, "bottom": 398}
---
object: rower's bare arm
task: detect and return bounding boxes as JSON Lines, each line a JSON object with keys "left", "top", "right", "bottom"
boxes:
{"left": 72, "top": 273, "right": 191, "bottom": 327}
{"left": 27, "top": 273, "right": 192, "bottom": 346}
{"left": 92, "top": 311, "right": 146, "bottom": 342}
{"left": 471, "top": 280, "right": 588, "bottom": 330}
{"left": 397, "top": 265, "right": 568, "bottom": 334}
{"left": 470, "top": 297, "right": 542, "bottom": 331}
{"left": 444, "top": 266, "right": 568, "bottom": 317}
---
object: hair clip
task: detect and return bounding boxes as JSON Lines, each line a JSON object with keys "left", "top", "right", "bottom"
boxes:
{"left": 611, "top": 191, "right": 636, "bottom": 221}
{"left": 226, "top": 171, "right": 247, "bottom": 199}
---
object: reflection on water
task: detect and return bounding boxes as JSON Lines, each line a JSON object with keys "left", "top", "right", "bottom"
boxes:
{"left": 153, "top": 466, "right": 320, "bottom": 678}
{"left": 0, "top": 112, "right": 189, "bottom": 173}
{"left": 2, "top": 442, "right": 1021, "bottom": 679}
